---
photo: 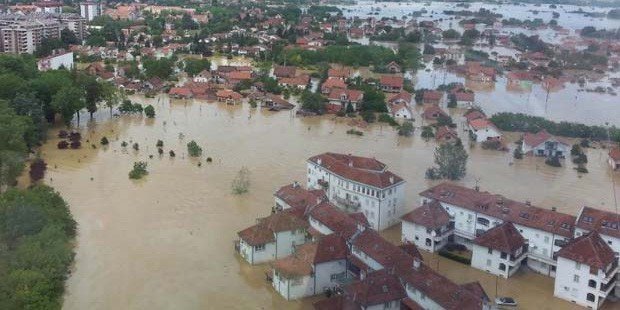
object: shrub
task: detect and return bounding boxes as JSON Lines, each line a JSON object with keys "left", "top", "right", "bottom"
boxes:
{"left": 378, "top": 113, "right": 398, "bottom": 126}
{"left": 69, "top": 132, "right": 81, "bottom": 142}
{"left": 128, "top": 161, "right": 148, "bottom": 179}
{"left": 58, "top": 130, "right": 68, "bottom": 138}
{"left": 100, "top": 137, "right": 109, "bottom": 145}
{"left": 57, "top": 140, "right": 69, "bottom": 149}
{"left": 232, "top": 167, "right": 251, "bottom": 194}
{"left": 29, "top": 158, "right": 47, "bottom": 182}
{"left": 132, "top": 143, "right": 139, "bottom": 151}
{"left": 580, "top": 139, "right": 590, "bottom": 148}
{"left": 421, "top": 126, "right": 434, "bottom": 139}
{"left": 575, "top": 165, "right": 589, "bottom": 173}
{"left": 573, "top": 153, "right": 588, "bottom": 164}
{"left": 398, "top": 122, "right": 415, "bottom": 137}
{"left": 481, "top": 139, "right": 501, "bottom": 150}
{"left": 346, "top": 129, "right": 364, "bottom": 136}
{"left": 570, "top": 144, "right": 582, "bottom": 156}
{"left": 206, "top": 157, "right": 213, "bottom": 163}
{"left": 121, "top": 141, "right": 128, "bottom": 147}
{"left": 144, "top": 105, "right": 155, "bottom": 118}
{"left": 156, "top": 140, "right": 164, "bottom": 148}
{"left": 187, "top": 140, "right": 202, "bottom": 157}
{"left": 513, "top": 147, "right": 523, "bottom": 159}
{"left": 169, "top": 150, "right": 176, "bottom": 157}
{"left": 425, "top": 167, "right": 441, "bottom": 179}
{"left": 438, "top": 250, "right": 471, "bottom": 265}
{"left": 545, "top": 156, "right": 562, "bottom": 167}
{"left": 132, "top": 103, "right": 143, "bottom": 113}
{"left": 70, "top": 141, "right": 81, "bottom": 149}
{"left": 157, "top": 148, "right": 164, "bottom": 155}
{"left": 361, "top": 111, "right": 376, "bottom": 123}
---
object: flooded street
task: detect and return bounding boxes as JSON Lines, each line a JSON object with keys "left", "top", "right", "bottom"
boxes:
{"left": 36, "top": 95, "right": 620, "bottom": 309}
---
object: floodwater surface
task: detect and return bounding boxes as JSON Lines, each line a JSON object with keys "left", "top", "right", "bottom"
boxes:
{"left": 35, "top": 95, "right": 620, "bottom": 309}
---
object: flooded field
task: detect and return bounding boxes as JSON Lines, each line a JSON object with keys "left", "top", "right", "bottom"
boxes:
{"left": 35, "top": 95, "right": 620, "bottom": 309}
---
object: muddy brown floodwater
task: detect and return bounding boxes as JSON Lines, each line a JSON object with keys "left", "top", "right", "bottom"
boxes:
{"left": 32, "top": 94, "right": 620, "bottom": 310}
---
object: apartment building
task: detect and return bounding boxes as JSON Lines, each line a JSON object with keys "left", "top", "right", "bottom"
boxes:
{"left": 0, "top": 13, "right": 85, "bottom": 54}
{"left": 307, "top": 152, "right": 406, "bottom": 230}
{"left": 80, "top": 2, "right": 102, "bottom": 21}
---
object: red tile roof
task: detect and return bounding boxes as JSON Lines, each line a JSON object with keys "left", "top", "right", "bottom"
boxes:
{"left": 468, "top": 118, "right": 498, "bottom": 131}
{"left": 309, "top": 201, "right": 367, "bottom": 239}
{"left": 420, "top": 183, "right": 576, "bottom": 238}
{"left": 327, "top": 88, "right": 363, "bottom": 102}
{"left": 423, "top": 90, "right": 443, "bottom": 101}
{"left": 275, "top": 183, "right": 326, "bottom": 214}
{"left": 273, "top": 65, "right": 297, "bottom": 78}
{"left": 609, "top": 147, "right": 620, "bottom": 161}
{"left": 464, "top": 109, "right": 486, "bottom": 122}
{"left": 401, "top": 201, "right": 451, "bottom": 230}
{"left": 237, "top": 211, "right": 308, "bottom": 246}
{"left": 401, "top": 298, "right": 425, "bottom": 310}
{"left": 352, "top": 229, "right": 418, "bottom": 272}
{"left": 387, "top": 91, "right": 412, "bottom": 104}
{"left": 308, "top": 153, "right": 404, "bottom": 189}
{"left": 422, "top": 105, "right": 447, "bottom": 120}
{"left": 380, "top": 75, "right": 404, "bottom": 88}
{"left": 522, "top": 130, "right": 570, "bottom": 148}
{"left": 322, "top": 77, "right": 347, "bottom": 90}
{"left": 279, "top": 74, "right": 309, "bottom": 86}
{"left": 435, "top": 126, "right": 458, "bottom": 141}
{"left": 401, "top": 263, "right": 487, "bottom": 310}
{"left": 168, "top": 87, "right": 193, "bottom": 97}
{"left": 271, "top": 233, "right": 347, "bottom": 278}
{"left": 328, "top": 68, "right": 351, "bottom": 79}
{"left": 556, "top": 231, "right": 616, "bottom": 270}
{"left": 342, "top": 269, "right": 406, "bottom": 307}
{"left": 474, "top": 222, "right": 526, "bottom": 255}
{"left": 454, "top": 91, "right": 475, "bottom": 102}
{"left": 575, "top": 206, "right": 620, "bottom": 239}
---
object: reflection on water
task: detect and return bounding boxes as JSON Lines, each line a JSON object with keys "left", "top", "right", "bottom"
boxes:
{"left": 36, "top": 95, "right": 619, "bottom": 309}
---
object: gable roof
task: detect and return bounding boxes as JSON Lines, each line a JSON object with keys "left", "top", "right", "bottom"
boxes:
{"left": 401, "top": 201, "right": 451, "bottom": 230}
{"left": 556, "top": 231, "right": 616, "bottom": 270}
{"left": 308, "top": 153, "right": 404, "bottom": 189}
{"left": 473, "top": 222, "right": 526, "bottom": 254}
{"left": 380, "top": 75, "right": 404, "bottom": 88}
{"left": 309, "top": 201, "right": 367, "bottom": 239}
{"left": 609, "top": 147, "right": 620, "bottom": 161}
{"left": 420, "top": 183, "right": 576, "bottom": 238}
{"left": 275, "top": 183, "right": 326, "bottom": 213}
{"left": 273, "top": 65, "right": 296, "bottom": 78}
{"left": 468, "top": 118, "right": 498, "bottom": 131}
{"left": 343, "top": 269, "right": 406, "bottom": 306}
{"left": 523, "top": 130, "right": 570, "bottom": 148}
{"left": 575, "top": 206, "right": 620, "bottom": 239}
{"left": 271, "top": 233, "right": 348, "bottom": 278}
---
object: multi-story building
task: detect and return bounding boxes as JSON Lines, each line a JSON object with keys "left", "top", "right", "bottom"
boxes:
{"left": 0, "top": 13, "right": 84, "bottom": 54}
{"left": 307, "top": 152, "right": 406, "bottom": 230}
{"left": 554, "top": 232, "right": 618, "bottom": 310}
{"left": 401, "top": 201, "right": 454, "bottom": 252}
{"left": 37, "top": 50, "right": 73, "bottom": 71}
{"left": 414, "top": 183, "right": 575, "bottom": 277}
{"left": 80, "top": 2, "right": 102, "bottom": 22}
{"left": 470, "top": 222, "right": 528, "bottom": 278}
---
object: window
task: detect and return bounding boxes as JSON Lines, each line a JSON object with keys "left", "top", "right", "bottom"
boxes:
{"left": 500, "top": 252, "right": 507, "bottom": 259}
{"left": 575, "top": 262, "right": 581, "bottom": 270}
{"left": 499, "top": 263, "right": 506, "bottom": 271}
{"left": 477, "top": 217, "right": 490, "bottom": 226}
{"left": 544, "top": 236, "right": 550, "bottom": 243}
{"left": 487, "top": 248, "right": 492, "bottom": 255}
{"left": 255, "top": 244, "right": 265, "bottom": 251}
{"left": 587, "top": 293, "right": 595, "bottom": 302}
{"left": 588, "top": 280, "right": 597, "bottom": 288}
{"left": 291, "top": 278, "right": 302, "bottom": 286}
{"left": 383, "top": 301, "right": 392, "bottom": 309}
{"left": 573, "top": 275, "right": 579, "bottom": 283}
{"left": 486, "top": 259, "right": 492, "bottom": 266}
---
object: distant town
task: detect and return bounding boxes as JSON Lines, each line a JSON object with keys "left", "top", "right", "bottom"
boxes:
{"left": 0, "top": 0, "right": 619, "bottom": 309}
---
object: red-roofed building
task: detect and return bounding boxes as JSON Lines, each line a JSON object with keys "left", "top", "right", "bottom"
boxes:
{"left": 401, "top": 201, "right": 454, "bottom": 252}
{"left": 521, "top": 130, "right": 570, "bottom": 158}
{"left": 554, "top": 232, "right": 618, "bottom": 309}
{"left": 307, "top": 153, "right": 406, "bottom": 230}
{"left": 273, "top": 65, "right": 297, "bottom": 78}
{"left": 471, "top": 222, "right": 528, "bottom": 278}
{"left": 467, "top": 118, "right": 502, "bottom": 143}
{"left": 422, "top": 90, "right": 443, "bottom": 105}
{"left": 278, "top": 74, "right": 310, "bottom": 90}
{"left": 380, "top": 76, "right": 404, "bottom": 92}
{"left": 435, "top": 126, "right": 459, "bottom": 143}
{"left": 321, "top": 78, "right": 347, "bottom": 94}
{"left": 168, "top": 87, "right": 193, "bottom": 99}
{"left": 327, "top": 88, "right": 364, "bottom": 111}
{"left": 237, "top": 211, "right": 309, "bottom": 265}
{"left": 327, "top": 68, "right": 351, "bottom": 80}
{"left": 422, "top": 105, "right": 447, "bottom": 121}
{"left": 216, "top": 89, "right": 242, "bottom": 104}
{"left": 271, "top": 234, "right": 348, "bottom": 300}
{"left": 454, "top": 91, "right": 475, "bottom": 107}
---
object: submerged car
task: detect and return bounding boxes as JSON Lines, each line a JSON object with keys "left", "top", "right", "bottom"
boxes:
{"left": 495, "top": 297, "right": 517, "bottom": 306}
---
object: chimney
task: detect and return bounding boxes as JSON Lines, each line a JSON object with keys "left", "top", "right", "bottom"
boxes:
{"left": 413, "top": 257, "right": 421, "bottom": 270}
{"left": 356, "top": 222, "right": 366, "bottom": 233}
{"left": 317, "top": 158, "right": 322, "bottom": 165}
{"left": 348, "top": 160, "right": 353, "bottom": 167}
{"left": 525, "top": 201, "right": 531, "bottom": 207}
{"left": 551, "top": 207, "right": 557, "bottom": 212}
{"left": 293, "top": 181, "right": 299, "bottom": 188}
{"left": 389, "top": 176, "right": 394, "bottom": 184}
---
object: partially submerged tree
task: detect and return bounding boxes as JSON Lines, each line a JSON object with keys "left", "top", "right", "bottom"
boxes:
{"left": 232, "top": 167, "right": 251, "bottom": 195}
{"left": 428, "top": 139, "right": 468, "bottom": 180}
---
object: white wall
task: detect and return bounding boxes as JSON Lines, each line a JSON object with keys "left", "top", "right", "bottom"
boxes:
{"left": 272, "top": 272, "right": 314, "bottom": 300}
{"left": 406, "top": 283, "right": 443, "bottom": 309}
{"left": 239, "top": 239, "right": 276, "bottom": 265}
{"left": 315, "top": 260, "right": 347, "bottom": 294}
{"left": 275, "top": 230, "right": 307, "bottom": 259}
{"left": 554, "top": 257, "right": 605, "bottom": 309}
{"left": 351, "top": 245, "right": 383, "bottom": 271}
{"left": 470, "top": 125, "right": 501, "bottom": 142}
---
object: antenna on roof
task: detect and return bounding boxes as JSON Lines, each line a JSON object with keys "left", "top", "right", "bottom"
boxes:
{"left": 474, "top": 177, "right": 481, "bottom": 192}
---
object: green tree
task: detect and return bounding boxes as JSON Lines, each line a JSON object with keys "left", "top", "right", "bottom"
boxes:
{"left": 183, "top": 58, "right": 210, "bottom": 77}
{"left": 144, "top": 105, "right": 155, "bottom": 118}
{"left": 51, "top": 86, "right": 86, "bottom": 126}
{"left": 432, "top": 140, "right": 468, "bottom": 180}
{"left": 143, "top": 58, "right": 174, "bottom": 79}
{"left": 300, "top": 91, "right": 326, "bottom": 114}
{"left": 0, "top": 73, "right": 26, "bottom": 100}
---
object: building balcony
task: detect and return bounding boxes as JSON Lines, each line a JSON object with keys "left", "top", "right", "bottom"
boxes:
{"left": 600, "top": 277, "right": 616, "bottom": 295}
{"left": 332, "top": 195, "right": 361, "bottom": 212}
{"left": 601, "top": 263, "right": 618, "bottom": 284}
